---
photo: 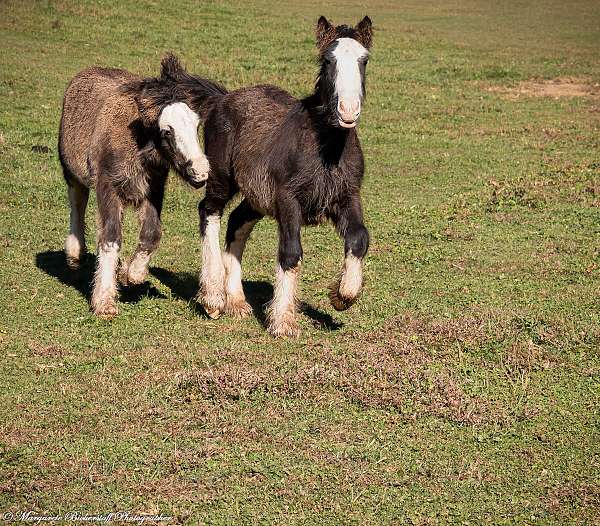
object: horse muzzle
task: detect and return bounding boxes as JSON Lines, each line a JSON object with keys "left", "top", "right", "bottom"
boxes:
{"left": 185, "top": 157, "right": 210, "bottom": 188}
{"left": 337, "top": 99, "right": 361, "bottom": 128}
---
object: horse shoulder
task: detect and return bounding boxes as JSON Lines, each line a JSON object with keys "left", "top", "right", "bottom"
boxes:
{"left": 89, "top": 95, "right": 150, "bottom": 204}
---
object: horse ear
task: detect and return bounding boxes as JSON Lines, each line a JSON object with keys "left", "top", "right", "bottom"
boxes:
{"left": 316, "top": 16, "right": 333, "bottom": 48}
{"left": 355, "top": 16, "right": 373, "bottom": 49}
{"left": 134, "top": 90, "right": 161, "bottom": 128}
{"left": 160, "top": 52, "right": 185, "bottom": 81}
{"left": 120, "top": 81, "right": 155, "bottom": 127}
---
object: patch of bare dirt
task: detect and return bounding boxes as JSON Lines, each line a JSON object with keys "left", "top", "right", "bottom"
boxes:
{"left": 489, "top": 77, "right": 600, "bottom": 100}
{"left": 486, "top": 160, "right": 600, "bottom": 211}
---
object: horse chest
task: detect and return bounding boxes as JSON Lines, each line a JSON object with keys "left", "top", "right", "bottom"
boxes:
{"left": 296, "top": 164, "right": 351, "bottom": 223}
{"left": 107, "top": 155, "right": 155, "bottom": 206}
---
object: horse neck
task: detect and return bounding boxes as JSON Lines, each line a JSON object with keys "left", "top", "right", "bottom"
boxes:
{"left": 302, "top": 90, "right": 354, "bottom": 167}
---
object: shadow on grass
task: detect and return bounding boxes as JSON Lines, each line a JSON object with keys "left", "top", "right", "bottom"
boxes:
{"left": 299, "top": 302, "right": 343, "bottom": 331}
{"left": 149, "top": 266, "right": 206, "bottom": 317}
{"left": 150, "top": 266, "right": 342, "bottom": 331}
{"left": 35, "top": 250, "right": 164, "bottom": 305}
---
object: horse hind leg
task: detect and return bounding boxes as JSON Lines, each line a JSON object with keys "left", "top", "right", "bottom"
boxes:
{"left": 267, "top": 196, "right": 303, "bottom": 337}
{"left": 222, "top": 199, "right": 262, "bottom": 318}
{"left": 120, "top": 200, "right": 162, "bottom": 286}
{"left": 64, "top": 179, "right": 89, "bottom": 269}
{"left": 91, "top": 183, "right": 123, "bottom": 318}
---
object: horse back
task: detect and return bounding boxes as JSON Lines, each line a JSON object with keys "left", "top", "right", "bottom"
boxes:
{"left": 59, "top": 67, "right": 140, "bottom": 187}
{"left": 204, "top": 85, "right": 303, "bottom": 214}
{"left": 206, "top": 84, "right": 364, "bottom": 221}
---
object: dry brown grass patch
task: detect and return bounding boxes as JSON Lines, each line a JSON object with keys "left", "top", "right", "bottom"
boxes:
{"left": 175, "top": 312, "right": 538, "bottom": 426}
{"left": 488, "top": 77, "right": 600, "bottom": 100}
{"left": 27, "top": 341, "right": 65, "bottom": 358}
{"left": 546, "top": 482, "right": 600, "bottom": 522}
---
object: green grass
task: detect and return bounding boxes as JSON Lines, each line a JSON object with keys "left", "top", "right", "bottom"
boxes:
{"left": 1, "top": 1, "right": 599, "bottom": 524}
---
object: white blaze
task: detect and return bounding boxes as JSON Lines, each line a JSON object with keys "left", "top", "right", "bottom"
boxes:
{"left": 332, "top": 37, "right": 368, "bottom": 123}
{"left": 158, "top": 102, "right": 208, "bottom": 177}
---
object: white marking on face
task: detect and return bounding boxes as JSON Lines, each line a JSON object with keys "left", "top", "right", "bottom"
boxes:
{"left": 159, "top": 102, "right": 209, "bottom": 180}
{"left": 332, "top": 38, "right": 368, "bottom": 127}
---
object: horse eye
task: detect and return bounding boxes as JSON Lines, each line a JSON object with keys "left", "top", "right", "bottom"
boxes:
{"left": 161, "top": 127, "right": 173, "bottom": 138}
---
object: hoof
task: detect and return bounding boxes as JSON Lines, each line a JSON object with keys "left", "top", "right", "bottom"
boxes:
{"left": 268, "top": 313, "right": 300, "bottom": 338}
{"left": 118, "top": 260, "right": 148, "bottom": 287}
{"left": 205, "top": 307, "right": 222, "bottom": 319}
{"left": 328, "top": 284, "right": 358, "bottom": 312}
{"left": 93, "top": 302, "right": 118, "bottom": 319}
{"left": 117, "top": 263, "right": 130, "bottom": 286}
{"left": 65, "top": 236, "right": 86, "bottom": 270}
{"left": 224, "top": 296, "right": 253, "bottom": 319}
{"left": 126, "top": 268, "right": 148, "bottom": 286}
{"left": 92, "top": 288, "right": 118, "bottom": 319}
{"left": 199, "top": 288, "right": 226, "bottom": 319}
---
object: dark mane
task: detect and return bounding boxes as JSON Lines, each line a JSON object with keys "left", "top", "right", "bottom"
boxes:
{"left": 120, "top": 53, "right": 228, "bottom": 125}
{"left": 159, "top": 52, "right": 185, "bottom": 80}
{"left": 158, "top": 52, "right": 228, "bottom": 100}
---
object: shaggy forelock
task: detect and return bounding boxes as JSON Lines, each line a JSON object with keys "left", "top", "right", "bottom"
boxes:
{"left": 318, "top": 25, "right": 361, "bottom": 55}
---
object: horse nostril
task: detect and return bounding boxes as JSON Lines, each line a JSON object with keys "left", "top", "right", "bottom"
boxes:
{"left": 337, "top": 99, "right": 361, "bottom": 121}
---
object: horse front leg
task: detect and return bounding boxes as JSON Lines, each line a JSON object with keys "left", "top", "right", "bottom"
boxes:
{"left": 120, "top": 177, "right": 166, "bottom": 286}
{"left": 198, "top": 198, "right": 227, "bottom": 318}
{"left": 267, "top": 196, "right": 303, "bottom": 337}
{"left": 329, "top": 197, "right": 369, "bottom": 311}
{"left": 91, "top": 182, "right": 123, "bottom": 318}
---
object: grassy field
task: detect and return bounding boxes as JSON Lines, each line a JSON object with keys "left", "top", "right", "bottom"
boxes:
{"left": 1, "top": 0, "right": 599, "bottom": 524}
